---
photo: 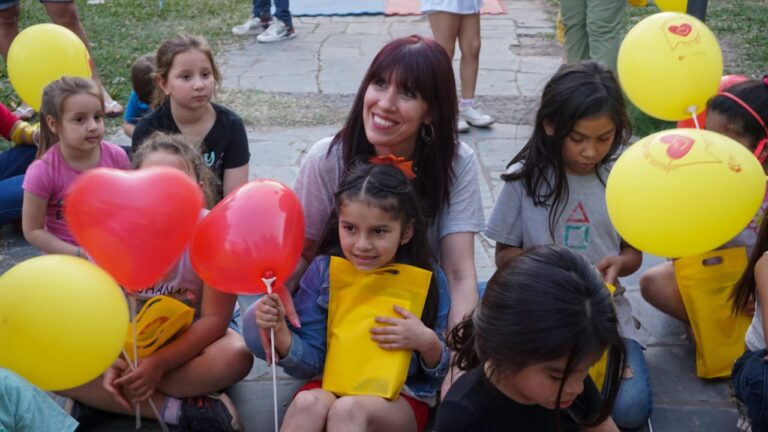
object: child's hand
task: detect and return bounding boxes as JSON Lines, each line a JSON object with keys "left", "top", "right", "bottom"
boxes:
{"left": 103, "top": 358, "right": 132, "bottom": 411}
{"left": 370, "top": 305, "right": 433, "bottom": 352}
{"left": 114, "top": 355, "right": 166, "bottom": 403}
{"left": 596, "top": 255, "right": 623, "bottom": 285}
{"left": 255, "top": 294, "right": 287, "bottom": 330}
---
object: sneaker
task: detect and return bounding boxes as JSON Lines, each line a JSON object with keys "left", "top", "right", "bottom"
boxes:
{"left": 232, "top": 17, "right": 269, "bottom": 36}
{"left": 178, "top": 393, "right": 243, "bottom": 432}
{"left": 460, "top": 106, "right": 496, "bottom": 128}
{"left": 457, "top": 117, "right": 470, "bottom": 133}
{"left": 256, "top": 20, "right": 296, "bottom": 43}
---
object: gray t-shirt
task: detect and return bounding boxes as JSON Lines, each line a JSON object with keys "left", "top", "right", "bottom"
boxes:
{"left": 485, "top": 163, "right": 621, "bottom": 265}
{"left": 294, "top": 137, "right": 485, "bottom": 255}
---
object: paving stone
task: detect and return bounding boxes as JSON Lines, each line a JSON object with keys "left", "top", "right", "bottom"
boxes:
{"left": 649, "top": 405, "right": 739, "bottom": 432}
{"left": 311, "top": 22, "right": 349, "bottom": 34}
{"left": 645, "top": 345, "right": 732, "bottom": 403}
{"left": 347, "top": 22, "right": 389, "bottom": 34}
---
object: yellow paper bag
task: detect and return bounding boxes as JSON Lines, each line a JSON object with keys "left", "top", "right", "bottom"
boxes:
{"left": 675, "top": 247, "right": 752, "bottom": 379}
{"left": 588, "top": 283, "right": 616, "bottom": 391}
{"left": 322, "top": 256, "right": 432, "bottom": 400}
{"left": 627, "top": 0, "right": 647, "bottom": 7}
{"left": 124, "top": 295, "right": 194, "bottom": 362}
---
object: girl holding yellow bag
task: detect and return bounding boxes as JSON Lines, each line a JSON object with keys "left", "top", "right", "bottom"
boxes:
{"left": 436, "top": 245, "right": 626, "bottom": 431}
{"left": 245, "top": 163, "right": 450, "bottom": 432}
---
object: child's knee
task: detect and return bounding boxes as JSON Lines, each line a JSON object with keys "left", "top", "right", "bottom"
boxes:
{"left": 639, "top": 265, "right": 675, "bottom": 303}
{"left": 292, "top": 390, "right": 334, "bottom": 418}
{"left": 327, "top": 396, "right": 367, "bottom": 427}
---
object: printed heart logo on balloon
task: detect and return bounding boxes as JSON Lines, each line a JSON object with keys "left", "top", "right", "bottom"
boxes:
{"left": 660, "top": 134, "right": 695, "bottom": 159}
{"left": 668, "top": 23, "right": 692, "bottom": 37}
{"left": 66, "top": 167, "right": 203, "bottom": 292}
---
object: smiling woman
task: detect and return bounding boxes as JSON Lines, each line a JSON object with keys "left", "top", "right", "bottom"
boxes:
{"left": 290, "top": 34, "right": 485, "bottom": 330}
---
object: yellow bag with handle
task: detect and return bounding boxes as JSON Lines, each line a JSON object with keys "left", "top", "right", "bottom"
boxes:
{"left": 588, "top": 283, "right": 616, "bottom": 391}
{"left": 322, "top": 256, "right": 432, "bottom": 400}
{"left": 674, "top": 247, "right": 752, "bottom": 378}
{"left": 123, "top": 295, "right": 194, "bottom": 362}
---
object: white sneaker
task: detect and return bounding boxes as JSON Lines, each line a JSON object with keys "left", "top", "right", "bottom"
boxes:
{"left": 457, "top": 118, "right": 470, "bottom": 133}
{"left": 461, "top": 106, "right": 496, "bottom": 128}
{"left": 256, "top": 20, "right": 296, "bottom": 43}
{"left": 232, "top": 17, "right": 269, "bottom": 36}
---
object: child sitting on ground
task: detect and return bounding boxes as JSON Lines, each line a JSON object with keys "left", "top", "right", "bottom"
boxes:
{"left": 123, "top": 54, "right": 156, "bottom": 138}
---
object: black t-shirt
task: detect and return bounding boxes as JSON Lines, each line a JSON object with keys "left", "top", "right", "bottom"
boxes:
{"left": 434, "top": 367, "right": 602, "bottom": 432}
{"left": 132, "top": 102, "right": 250, "bottom": 184}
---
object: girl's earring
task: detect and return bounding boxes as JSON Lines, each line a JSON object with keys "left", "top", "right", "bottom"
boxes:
{"left": 420, "top": 123, "right": 435, "bottom": 144}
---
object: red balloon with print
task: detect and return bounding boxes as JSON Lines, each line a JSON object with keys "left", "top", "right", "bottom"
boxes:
{"left": 66, "top": 167, "right": 203, "bottom": 292}
{"left": 190, "top": 179, "right": 305, "bottom": 295}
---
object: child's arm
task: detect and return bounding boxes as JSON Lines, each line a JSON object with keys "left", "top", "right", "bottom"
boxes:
{"left": 222, "top": 165, "right": 248, "bottom": 197}
{"left": 371, "top": 305, "right": 445, "bottom": 368}
{"left": 254, "top": 293, "right": 293, "bottom": 358}
{"left": 753, "top": 254, "right": 768, "bottom": 355}
{"left": 21, "top": 192, "right": 79, "bottom": 255}
{"left": 595, "top": 241, "right": 642, "bottom": 285}
{"left": 495, "top": 242, "right": 523, "bottom": 269}
{"left": 122, "top": 122, "right": 136, "bottom": 138}
{"left": 115, "top": 284, "right": 236, "bottom": 402}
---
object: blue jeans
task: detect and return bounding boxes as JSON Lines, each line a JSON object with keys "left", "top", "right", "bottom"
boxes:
{"left": 612, "top": 338, "right": 653, "bottom": 429}
{"left": 733, "top": 349, "right": 768, "bottom": 431}
{"left": 254, "top": 0, "right": 292, "bottom": 28}
{"left": 0, "top": 145, "right": 35, "bottom": 226}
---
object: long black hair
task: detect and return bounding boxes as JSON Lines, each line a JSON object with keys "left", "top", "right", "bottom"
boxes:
{"left": 502, "top": 61, "right": 631, "bottom": 237}
{"left": 448, "top": 245, "right": 626, "bottom": 428}
{"left": 318, "top": 162, "right": 439, "bottom": 328}
{"left": 330, "top": 35, "right": 458, "bottom": 221}
{"left": 707, "top": 77, "right": 768, "bottom": 151}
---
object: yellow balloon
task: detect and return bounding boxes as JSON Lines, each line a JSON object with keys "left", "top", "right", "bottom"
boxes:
{"left": 606, "top": 129, "right": 766, "bottom": 258}
{"left": 656, "top": 0, "right": 688, "bottom": 12}
{"left": 617, "top": 12, "right": 722, "bottom": 121}
{"left": 7, "top": 24, "right": 92, "bottom": 112}
{"left": 0, "top": 256, "right": 128, "bottom": 391}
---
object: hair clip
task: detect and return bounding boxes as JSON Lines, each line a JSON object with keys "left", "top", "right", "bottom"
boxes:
{"left": 368, "top": 154, "right": 416, "bottom": 179}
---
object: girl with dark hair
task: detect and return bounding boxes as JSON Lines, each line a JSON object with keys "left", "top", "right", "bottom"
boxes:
{"left": 244, "top": 163, "right": 450, "bottom": 432}
{"left": 642, "top": 77, "right": 768, "bottom": 324}
{"left": 484, "top": 61, "right": 651, "bottom": 428}
{"left": 436, "top": 245, "right": 626, "bottom": 431}
{"left": 291, "top": 35, "right": 484, "bottom": 330}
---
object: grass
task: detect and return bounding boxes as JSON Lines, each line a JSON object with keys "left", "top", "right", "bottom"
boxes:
{"left": 0, "top": 0, "right": 251, "bottom": 129}
{"left": 623, "top": 1, "right": 768, "bottom": 137}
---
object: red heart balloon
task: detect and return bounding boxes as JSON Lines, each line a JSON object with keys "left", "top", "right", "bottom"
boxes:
{"left": 190, "top": 179, "right": 305, "bottom": 295}
{"left": 66, "top": 167, "right": 203, "bottom": 292}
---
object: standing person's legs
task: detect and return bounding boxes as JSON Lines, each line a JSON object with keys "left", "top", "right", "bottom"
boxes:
{"left": 0, "top": 2, "right": 19, "bottom": 60}
{"left": 255, "top": 0, "right": 272, "bottom": 21}
{"left": 585, "top": 0, "right": 625, "bottom": 71}
{"left": 273, "top": 0, "right": 292, "bottom": 28}
{"left": 456, "top": 14, "right": 480, "bottom": 101}
{"left": 561, "top": 0, "right": 589, "bottom": 64}
{"left": 43, "top": 1, "right": 122, "bottom": 115}
{"left": 427, "top": 12, "right": 460, "bottom": 60}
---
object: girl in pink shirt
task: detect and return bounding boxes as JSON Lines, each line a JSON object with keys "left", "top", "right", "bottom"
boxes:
{"left": 21, "top": 77, "right": 130, "bottom": 255}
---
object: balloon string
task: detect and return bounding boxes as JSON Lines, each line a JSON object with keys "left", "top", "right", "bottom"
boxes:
{"left": 263, "top": 276, "right": 278, "bottom": 432}
{"left": 129, "top": 297, "right": 142, "bottom": 430}
{"left": 121, "top": 349, "right": 170, "bottom": 432}
{"left": 687, "top": 105, "right": 701, "bottom": 129}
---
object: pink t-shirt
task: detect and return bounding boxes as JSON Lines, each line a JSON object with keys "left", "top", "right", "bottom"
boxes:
{"left": 22, "top": 141, "right": 131, "bottom": 246}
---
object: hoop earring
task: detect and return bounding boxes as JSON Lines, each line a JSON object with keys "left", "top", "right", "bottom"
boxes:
{"left": 420, "top": 123, "right": 435, "bottom": 144}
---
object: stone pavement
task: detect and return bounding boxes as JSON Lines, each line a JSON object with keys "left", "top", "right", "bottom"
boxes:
{"left": 0, "top": 0, "right": 742, "bottom": 430}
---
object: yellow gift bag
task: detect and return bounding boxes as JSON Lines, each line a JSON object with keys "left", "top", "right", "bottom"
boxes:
{"left": 322, "top": 256, "right": 432, "bottom": 400}
{"left": 124, "top": 295, "right": 194, "bottom": 362}
{"left": 674, "top": 247, "right": 752, "bottom": 379}
{"left": 588, "top": 283, "right": 616, "bottom": 391}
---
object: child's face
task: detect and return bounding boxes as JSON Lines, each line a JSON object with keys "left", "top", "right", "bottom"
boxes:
{"left": 557, "top": 114, "right": 616, "bottom": 176}
{"left": 338, "top": 199, "right": 413, "bottom": 271}
{"left": 139, "top": 150, "right": 196, "bottom": 182}
{"left": 48, "top": 93, "right": 104, "bottom": 152}
{"left": 158, "top": 49, "right": 214, "bottom": 110}
{"left": 490, "top": 355, "right": 598, "bottom": 410}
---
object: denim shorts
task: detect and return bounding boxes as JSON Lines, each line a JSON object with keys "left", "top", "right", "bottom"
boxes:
{"left": 0, "top": 0, "right": 72, "bottom": 10}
